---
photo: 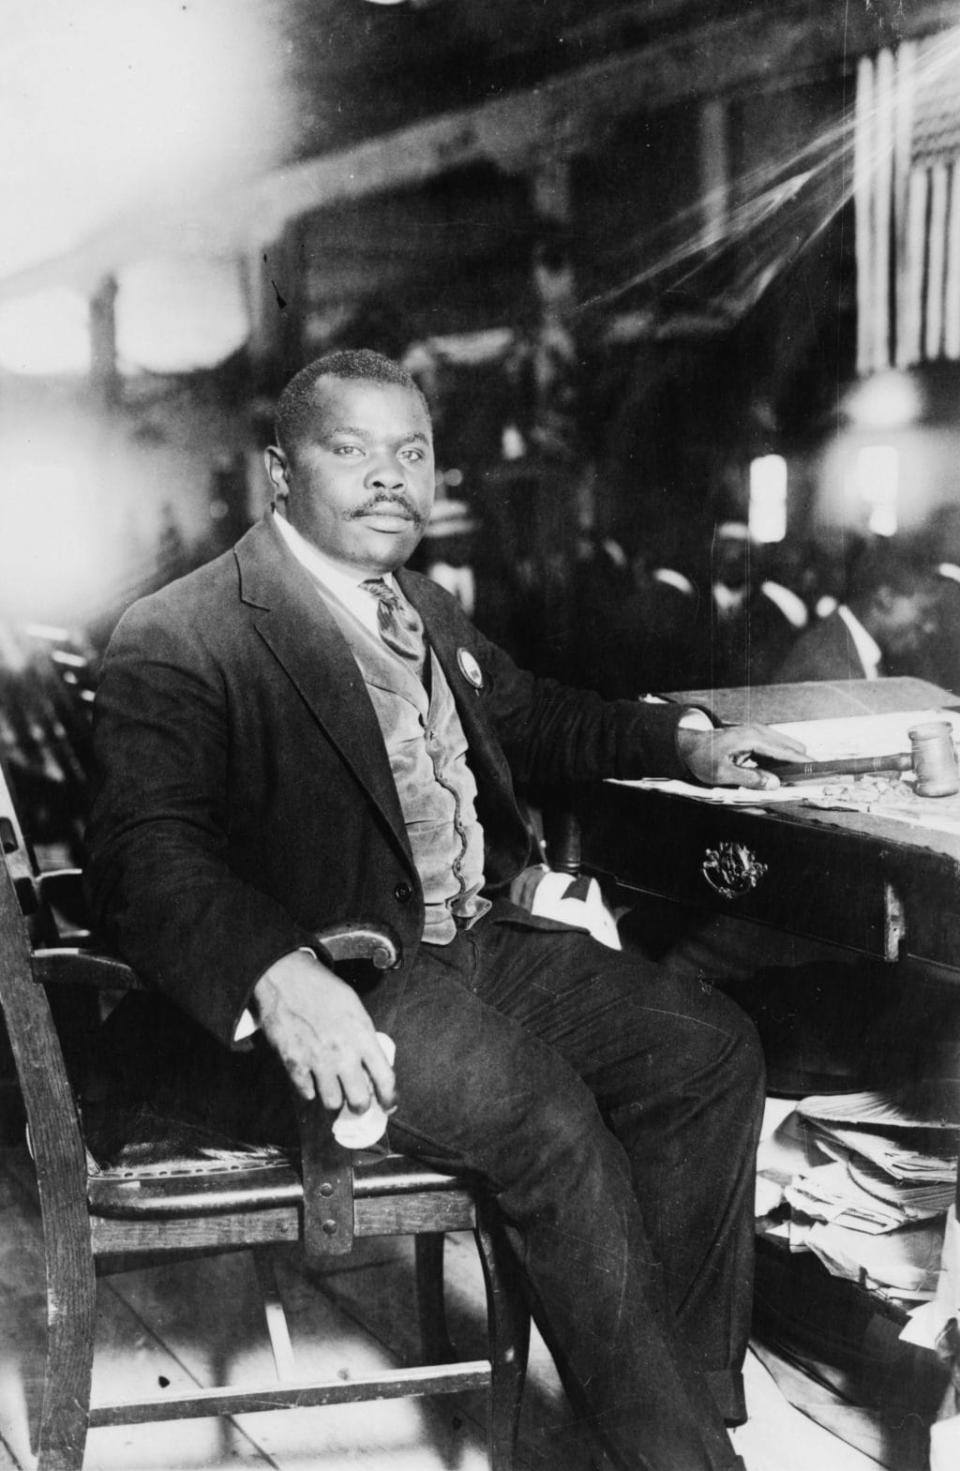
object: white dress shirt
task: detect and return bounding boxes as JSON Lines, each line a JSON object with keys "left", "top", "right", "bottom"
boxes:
{"left": 273, "top": 509, "right": 390, "bottom": 632}
{"left": 837, "top": 604, "right": 882, "bottom": 679}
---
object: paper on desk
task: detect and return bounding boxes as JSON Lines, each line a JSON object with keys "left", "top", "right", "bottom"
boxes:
{"left": 614, "top": 708, "right": 960, "bottom": 802}
{"left": 609, "top": 776, "right": 827, "bottom": 803}
{"left": 769, "top": 707, "right": 960, "bottom": 760}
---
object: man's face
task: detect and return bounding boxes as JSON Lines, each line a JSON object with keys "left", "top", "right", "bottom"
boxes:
{"left": 266, "top": 377, "right": 435, "bottom": 576}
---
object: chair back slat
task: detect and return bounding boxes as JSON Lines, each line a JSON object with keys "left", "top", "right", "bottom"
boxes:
{"left": 0, "top": 772, "right": 90, "bottom": 1193}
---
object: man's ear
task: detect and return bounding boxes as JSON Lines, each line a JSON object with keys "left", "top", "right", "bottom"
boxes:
{"left": 264, "top": 445, "right": 289, "bottom": 508}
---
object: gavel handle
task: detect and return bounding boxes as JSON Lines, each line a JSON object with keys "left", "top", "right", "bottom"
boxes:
{"left": 770, "top": 752, "right": 912, "bottom": 782}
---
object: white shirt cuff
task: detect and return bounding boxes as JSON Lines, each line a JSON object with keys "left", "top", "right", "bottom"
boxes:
{"left": 234, "top": 1008, "right": 258, "bottom": 1042}
{"left": 678, "top": 707, "right": 714, "bottom": 730}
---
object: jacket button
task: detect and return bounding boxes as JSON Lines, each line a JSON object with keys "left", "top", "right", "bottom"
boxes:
{"left": 394, "top": 882, "right": 413, "bottom": 904}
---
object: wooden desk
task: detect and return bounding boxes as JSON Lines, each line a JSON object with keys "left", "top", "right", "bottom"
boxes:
{"left": 577, "top": 679, "right": 960, "bottom": 976}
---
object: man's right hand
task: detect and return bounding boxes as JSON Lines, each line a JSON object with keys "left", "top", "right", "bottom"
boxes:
{"left": 252, "top": 950, "right": 397, "bottom": 1114}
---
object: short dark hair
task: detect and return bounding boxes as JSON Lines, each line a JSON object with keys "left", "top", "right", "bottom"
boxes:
{"left": 274, "top": 349, "right": 429, "bottom": 454}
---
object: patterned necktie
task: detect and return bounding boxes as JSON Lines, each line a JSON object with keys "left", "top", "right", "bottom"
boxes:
{"left": 362, "top": 578, "right": 426, "bottom": 675}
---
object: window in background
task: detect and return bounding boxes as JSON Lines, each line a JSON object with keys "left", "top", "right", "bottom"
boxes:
{"left": 749, "top": 454, "right": 788, "bottom": 543}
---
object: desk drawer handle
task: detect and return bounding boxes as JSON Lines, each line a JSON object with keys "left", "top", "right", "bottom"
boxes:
{"left": 701, "top": 842, "right": 767, "bottom": 901}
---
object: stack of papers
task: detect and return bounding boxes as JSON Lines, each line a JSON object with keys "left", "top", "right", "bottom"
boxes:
{"left": 757, "top": 1090, "right": 959, "bottom": 1301}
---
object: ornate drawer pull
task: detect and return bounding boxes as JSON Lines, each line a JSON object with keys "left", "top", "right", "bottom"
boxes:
{"left": 701, "top": 842, "right": 767, "bottom": 901}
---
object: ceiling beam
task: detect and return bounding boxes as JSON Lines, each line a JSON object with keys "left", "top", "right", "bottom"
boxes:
{"left": 2, "top": 0, "right": 956, "bottom": 300}
{"left": 245, "top": 0, "right": 960, "bottom": 226}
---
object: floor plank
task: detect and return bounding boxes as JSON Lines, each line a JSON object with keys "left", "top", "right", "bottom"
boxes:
{"left": 0, "top": 1160, "right": 268, "bottom": 1470}
{"left": 0, "top": 1145, "right": 890, "bottom": 1470}
{"left": 107, "top": 1247, "right": 494, "bottom": 1471}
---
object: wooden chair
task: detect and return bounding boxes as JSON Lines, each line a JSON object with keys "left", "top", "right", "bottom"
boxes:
{"left": 0, "top": 762, "right": 530, "bottom": 1471}
{"left": 0, "top": 623, "right": 96, "bottom": 858}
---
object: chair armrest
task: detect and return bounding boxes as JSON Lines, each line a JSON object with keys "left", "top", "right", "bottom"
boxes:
{"left": 30, "top": 918, "right": 400, "bottom": 1263}
{"left": 33, "top": 923, "right": 401, "bottom": 993}
{"left": 312, "top": 920, "right": 401, "bottom": 971}
{"left": 32, "top": 948, "right": 142, "bottom": 990}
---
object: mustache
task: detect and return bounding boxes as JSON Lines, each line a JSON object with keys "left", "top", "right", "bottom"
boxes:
{"left": 350, "top": 493, "right": 425, "bottom": 526}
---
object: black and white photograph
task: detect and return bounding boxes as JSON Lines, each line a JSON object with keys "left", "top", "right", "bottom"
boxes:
{"left": 1, "top": 3, "right": 960, "bottom": 1469}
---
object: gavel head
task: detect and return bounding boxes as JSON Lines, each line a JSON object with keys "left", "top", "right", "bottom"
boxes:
{"left": 908, "top": 721, "right": 960, "bottom": 797}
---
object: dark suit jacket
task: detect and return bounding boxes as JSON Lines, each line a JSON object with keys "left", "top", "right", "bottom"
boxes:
{"left": 88, "top": 515, "right": 694, "bottom": 1049}
{"left": 906, "top": 571, "right": 960, "bottom": 696}
{"left": 770, "top": 608, "right": 873, "bottom": 684}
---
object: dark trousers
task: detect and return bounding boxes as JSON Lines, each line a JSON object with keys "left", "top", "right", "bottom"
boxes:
{"left": 373, "top": 903, "right": 763, "bottom": 1471}
{"left": 92, "top": 903, "right": 760, "bottom": 1471}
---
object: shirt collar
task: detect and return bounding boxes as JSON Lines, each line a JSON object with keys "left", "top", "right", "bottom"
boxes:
{"left": 837, "top": 604, "right": 883, "bottom": 678}
{"left": 272, "top": 509, "right": 398, "bottom": 603}
{"left": 760, "top": 580, "right": 808, "bottom": 630}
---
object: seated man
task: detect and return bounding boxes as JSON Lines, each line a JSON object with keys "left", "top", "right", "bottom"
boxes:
{"left": 87, "top": 349, "right": 804, "bottom": 1471}
{"left": 772, "top": 538, "right": 939, "bottom": 684}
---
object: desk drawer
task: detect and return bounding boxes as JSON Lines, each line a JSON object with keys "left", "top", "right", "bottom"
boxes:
{"left": 579, "top": 787, "right": 898, "bottom": 959}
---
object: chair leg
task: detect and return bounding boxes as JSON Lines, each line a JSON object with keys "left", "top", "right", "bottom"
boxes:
{"left": 474, "top": 1206, "right": 530, "bottom": 1471}
{"left": 36, "top": 1241, "right": 97, "bottom": 1471}
{"left": 414, "top": 1232, "right": 457, "bottom": 1364}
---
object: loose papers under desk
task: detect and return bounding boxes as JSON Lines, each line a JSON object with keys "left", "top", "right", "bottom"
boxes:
{"left": 756, "top": 1090, "right": 960, "bottom": 1302}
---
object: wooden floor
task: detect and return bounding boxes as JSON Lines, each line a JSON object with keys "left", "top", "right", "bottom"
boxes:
{"left": 0, "top": 1145, "right": 882, "bottom": 1471}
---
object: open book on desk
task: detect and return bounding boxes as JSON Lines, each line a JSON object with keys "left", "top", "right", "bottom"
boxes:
{"left": 767, "top": 707, "right": 960, "bottom": 776}
{"left": 611, "top": 679, "right": 960, "bottom": 801}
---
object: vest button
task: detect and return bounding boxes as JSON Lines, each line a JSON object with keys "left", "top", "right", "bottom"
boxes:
{"left": 394, "top": 882, "right": 413, "bottom": 904}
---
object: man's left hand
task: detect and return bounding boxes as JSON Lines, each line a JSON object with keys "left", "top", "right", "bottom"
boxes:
{"left": 677, "top": 723, "right": 808, "bottom": 791}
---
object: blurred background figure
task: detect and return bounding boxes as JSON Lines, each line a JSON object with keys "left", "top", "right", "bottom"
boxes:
{"left": 626, "top": 554, "right": 703, "bottom": 697}
{"left": 419, "top": 498, "right": 480, "bottom": 613}
{"left": 554, "top": 514, "right": 704, "bottom": 700}
{"left": 716, "top": 538, "right": 813, "bottom": 689}
{"left": 418, "top": 496, "right": 527, "bottom": 660}
{"left": 564, "top": 524, "right": 636, "bottom": 694}
{"left": 771, "top": 538, "right": 940, "bottom": 683}
{"left": 698, "top": 520, "right": 756, "bottom": 689}
{"left": 911, "top": 503, "right": 960, "bottom": 695}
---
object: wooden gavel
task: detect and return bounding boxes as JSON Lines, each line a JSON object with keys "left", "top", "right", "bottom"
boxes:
{"left": 769, "top": 719, "right": 960, "bottom": 797}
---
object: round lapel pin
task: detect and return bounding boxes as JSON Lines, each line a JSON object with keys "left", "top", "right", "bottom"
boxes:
{"left": 457, "top": 648, "right": 484, "bottom": 689}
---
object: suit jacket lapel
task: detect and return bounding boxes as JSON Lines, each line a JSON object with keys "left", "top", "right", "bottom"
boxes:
{"left": 235, "top": 519, "right": 411, "bottom": 855}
